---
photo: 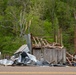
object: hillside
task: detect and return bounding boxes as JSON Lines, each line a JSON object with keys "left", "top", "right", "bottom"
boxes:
{"left": 0, "top": 0, "right": 76, "bottom": 55}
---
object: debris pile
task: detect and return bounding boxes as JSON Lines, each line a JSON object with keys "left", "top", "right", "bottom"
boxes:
{"left": 32, "top": 36, "right": 63, "bottom": 49}
{"left": 0, "top": 44, "right": 76, "bottom": 66}
{"left": 66, "top": 52, "right": 76, "bottom": 66}
{"left": 30, "top": 35, "right": 76, "bottom": 66}
{"left": 0, "top": 45, "right": 36, "bottom": 66}
{"left": 10, "top": 45, "right": 38, "bottom": 66}
{"left": 0, "top": 45, "right": 50, "bottom": 66}
{"left": 0, "top": 34, "right": 76, "bottom": 67}
{"left": 31, "top": 36, "right": 66, "bottom": 66}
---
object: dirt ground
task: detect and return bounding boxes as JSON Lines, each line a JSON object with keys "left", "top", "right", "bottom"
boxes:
{"left": 0, "top": 66, "right": 76, "bottom": 75}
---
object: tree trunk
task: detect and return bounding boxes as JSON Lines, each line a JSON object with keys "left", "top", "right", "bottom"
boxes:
{"left": 74, "top": 25, "right": 76, "bottom": 55}
{"left": 74, "top": 11, "right": 76, "bottom": 55}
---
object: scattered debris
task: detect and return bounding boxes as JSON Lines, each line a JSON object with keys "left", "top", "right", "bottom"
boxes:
{"left": 11, "top": 45, "right": 37, "bottom": 66}
{"left": 66, "top": 52, "right": 76, "bottom": 66}
{"left": 0, "top": 59, "right": 13, "bottom": 66}
{"left": 0, "top": 35, "right": 76, "bottom": 67}
{"left": 32, "top": 36, "right": 64, "bottom": 49}
{"left": 31, "top": 36, "right": 66, "bottom": 65}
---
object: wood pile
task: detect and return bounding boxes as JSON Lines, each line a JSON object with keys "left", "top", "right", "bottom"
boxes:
{"left": 66, "top": 52, "right": 76, "bottom": 66}
{"left": 32, "top": 36, "right": 64, "bottom": 49}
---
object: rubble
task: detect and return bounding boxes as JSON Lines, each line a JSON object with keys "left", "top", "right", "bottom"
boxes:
{"left": 32, "top": 36, "right": 64, "bottom": 49}
{"left": 0, "top": 44, "right": 65, "bottom": 66}
{"left": 0, "top": 35, "right": 76, "bottom": 67}
{"left": 11, "top": 45, "right": 51, "bottom": 66}
{"left": 66, "top": 52, "right": 76, "bottom": 66}
{"left": 0, "top": 45, "right": 37, "bottom": 66}
{"left": 31, "top": 36, "right": 66, "bottom": 65}
{"left": 11, "top": 45, "right": 37, "bottom": 66}
{"left": 0, "top": 44, "right": 75, "bottom": 67}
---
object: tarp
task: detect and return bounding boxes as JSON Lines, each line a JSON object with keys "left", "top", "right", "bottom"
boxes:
{"left": 0, "top": 59, "right": 13, "bottom": 66}
{"left": 10, "top": 45, "right": 37, "bottom": 66}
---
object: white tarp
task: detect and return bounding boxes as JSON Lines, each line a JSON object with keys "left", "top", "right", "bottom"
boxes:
{"left": 26, "top": 53, "right": 37, "bottom": 62}
{"left": 10, "top": 45, "right": 37, "bottom": 65}
{"left": 0, "top": 59, "right": 13, "bottom": 66}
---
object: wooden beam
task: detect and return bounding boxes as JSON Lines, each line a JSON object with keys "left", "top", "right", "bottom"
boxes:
{"left": 66, "top": 57, "right": 72, "bottom": 66}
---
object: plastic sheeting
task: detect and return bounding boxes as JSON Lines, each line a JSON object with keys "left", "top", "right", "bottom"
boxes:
{"left": 11, "top": 52, "right": 37, "bottom": 66}
{"left": 0, "top": 59, "right": 13, "bottom": 66}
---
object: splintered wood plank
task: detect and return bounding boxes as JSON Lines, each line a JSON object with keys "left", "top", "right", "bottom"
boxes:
{"left": 32, "top": 37, "right": 38, "bottom": 45}
{"left": 66, "top": 57, "right": 72, "bottom": 66}
{"left": 36, "top": 37, "right": 41, "bottom": 46}
{"left": 43, "top": 39, "right": 49, "bottom": 45}
{"left": 40, "top": 38, "right": 46, "bottom": 46}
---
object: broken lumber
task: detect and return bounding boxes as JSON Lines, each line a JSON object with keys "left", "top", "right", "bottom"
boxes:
{"left": 66, "top": 57, "right": 72, "bottom": 66}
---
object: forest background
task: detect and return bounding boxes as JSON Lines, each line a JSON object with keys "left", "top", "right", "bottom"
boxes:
{"left": 0, "top": 0, "right": 76, "bottom": 55}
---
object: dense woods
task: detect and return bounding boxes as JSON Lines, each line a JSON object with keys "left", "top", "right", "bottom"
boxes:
{"left": 0, "top": 0, "right": 76, "bottom": 55}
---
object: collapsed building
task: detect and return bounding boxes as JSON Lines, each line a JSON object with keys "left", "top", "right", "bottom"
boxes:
{"left": 1, "top": 34, "right": 76, "bottom": 66}
{"left": 24, "top": 34, "right": 66, "bottom": 66}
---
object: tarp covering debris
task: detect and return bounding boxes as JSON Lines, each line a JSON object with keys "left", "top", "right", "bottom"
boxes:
{"left": 10, "top": 45, "right": 37, "bottom": 66}
{"left": 0, "top": 45, "right": 37, "bottom": 66}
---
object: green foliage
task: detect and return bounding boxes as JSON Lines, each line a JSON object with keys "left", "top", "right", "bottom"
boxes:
{"left": 30, "top": 16, "right": 44, "bottom": 35}
{"left": 56, "top": 1, "right": 72, "bottom": 29}
{"left": 0, "top": 36, "right": 25, "bottom": 55}
{"left": 0, "top": 0, "right": 76, "bottom": 54}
